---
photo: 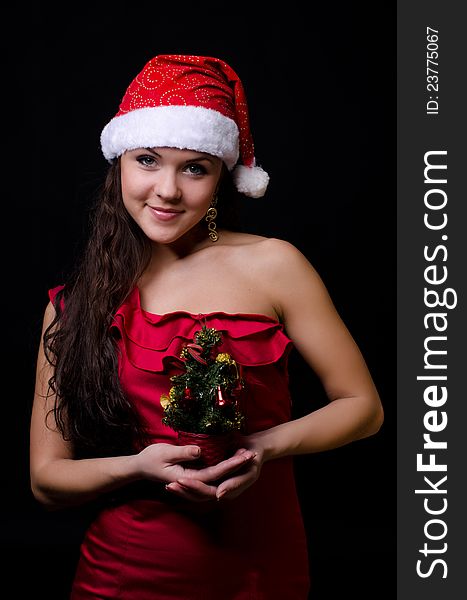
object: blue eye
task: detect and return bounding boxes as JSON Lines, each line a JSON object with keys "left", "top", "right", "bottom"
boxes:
{"left": 186, "top": 163, "right": 207, "bottom": 176}
{"left": 136, "top": 155, "right": 157, "bottom": 167}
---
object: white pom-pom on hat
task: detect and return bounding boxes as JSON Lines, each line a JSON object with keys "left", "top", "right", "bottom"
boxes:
{"left": 233, "top": 164, "right": 270, "bottom": 198}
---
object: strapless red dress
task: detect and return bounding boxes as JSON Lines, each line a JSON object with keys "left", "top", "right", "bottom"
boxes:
{"left": 48, "top": 285, "right": 310, "bottom": 599}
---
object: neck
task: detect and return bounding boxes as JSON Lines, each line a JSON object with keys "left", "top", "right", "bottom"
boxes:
{"left": 150, "top": 223, "right": 215, "bottom": 266}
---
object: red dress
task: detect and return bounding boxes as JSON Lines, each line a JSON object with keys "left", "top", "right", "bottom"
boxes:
{"left": 48, "top": 285, "right": 310, "bottom": 599}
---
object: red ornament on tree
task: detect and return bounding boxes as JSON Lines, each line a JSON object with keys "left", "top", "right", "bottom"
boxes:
{"left": 216, "top": 386, "right": 226, "bottom": 407}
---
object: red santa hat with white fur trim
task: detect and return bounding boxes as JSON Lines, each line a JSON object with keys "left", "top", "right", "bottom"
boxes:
{"left": 100, "top": 54, "right": 269, "bottom": 198}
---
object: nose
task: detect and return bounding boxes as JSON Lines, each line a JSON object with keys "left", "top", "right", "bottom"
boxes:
{"left": 154, "top": 168, "right": 181, "bottom": 202}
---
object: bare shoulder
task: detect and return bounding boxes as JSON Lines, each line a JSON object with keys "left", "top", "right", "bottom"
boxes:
{"left": 229, "top": 234, "right": 315, "bottom": 275}
{"left": 255, "top": 237, "right": 308, "bottom": 265}
{"left": 220, "top": 230, "right": 299, "bottom": 256}
{"left": 41, "top": 300, "right": 58, "bottom": 338}
{"left": 217, "top": 229, "right": 270, "bottom": 247}
{"left": 214, "top": 231, "right": 321, "bottom": 289}
{"left": 45, "top": 300, "right": 57, "bottom": 320}
{"left": 221, "top": 233, "right": 324, "bottom": 297}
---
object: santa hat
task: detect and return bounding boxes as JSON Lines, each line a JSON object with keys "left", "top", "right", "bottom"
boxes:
{"left": 100, "top": 54, "right": 269, "bottom": 198}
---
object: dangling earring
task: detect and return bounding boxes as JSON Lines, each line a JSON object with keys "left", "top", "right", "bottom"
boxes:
{"left": 205, "top": 195, "right": 219, "bottom": 242}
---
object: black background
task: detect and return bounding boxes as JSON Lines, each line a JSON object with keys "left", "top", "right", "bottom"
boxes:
{"left": 3, "top": 3, "right": 395, "bottom": 598}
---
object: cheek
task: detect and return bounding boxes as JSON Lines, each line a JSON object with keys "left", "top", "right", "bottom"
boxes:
{"left": 121, "top": 184, "right": 143, "bottom": 204}
{"left": 187, "top": 182, "right": 219, "bottom": 211}
{"left": 120, "top": 168, "right": 150, "bottom": 203}
{"left": 188, "top": 194, "right": 213, "bottom": 213}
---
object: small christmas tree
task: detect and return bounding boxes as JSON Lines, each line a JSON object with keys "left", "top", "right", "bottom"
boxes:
{"left": 160, "top": 326, "right": 245, "bottom": 435}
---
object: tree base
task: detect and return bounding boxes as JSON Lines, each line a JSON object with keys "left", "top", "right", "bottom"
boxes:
{"left": 177, "top": 430, "right": 239, "bottom": 467}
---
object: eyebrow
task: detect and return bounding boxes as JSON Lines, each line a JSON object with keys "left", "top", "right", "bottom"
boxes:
{"left": 143, "top": 148, "right": 214, "bottom": 164}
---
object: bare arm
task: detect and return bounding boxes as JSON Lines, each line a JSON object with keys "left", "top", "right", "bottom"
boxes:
{"left": 29, "top": 301, "right": 254, "bottom": 509}
{"left": 171, "top": 239, "right": 384, "bottom": 500}
{"left": 250, "top": 239, "right": 384, "bottom": 460}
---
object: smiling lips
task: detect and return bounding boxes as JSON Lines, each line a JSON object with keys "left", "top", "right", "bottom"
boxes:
{"left": 148, "top": 205, "right": 184, "bottom": 222}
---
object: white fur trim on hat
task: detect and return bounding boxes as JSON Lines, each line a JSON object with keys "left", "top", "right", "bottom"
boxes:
{"left": 100, "top": 105, "right": 240, "bottom": 169}
{"left": 232, "top": 164, "right": 270, "bottom": 198}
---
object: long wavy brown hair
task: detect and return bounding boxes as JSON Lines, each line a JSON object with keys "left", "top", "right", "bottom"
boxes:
{"left": 43, "top": 159, "right": 242, "bottom": 458}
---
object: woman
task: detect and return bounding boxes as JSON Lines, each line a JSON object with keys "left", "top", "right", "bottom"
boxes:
{"left": 30, "top": 55, "right": 384, "bottom": 599}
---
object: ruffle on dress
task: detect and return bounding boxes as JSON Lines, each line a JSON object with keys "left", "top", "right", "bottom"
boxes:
{"left": 112, "top": 287, "right": 293, "bottom": 373}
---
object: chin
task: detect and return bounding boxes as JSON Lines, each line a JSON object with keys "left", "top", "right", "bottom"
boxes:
{"left": 140, "top": 216, "right": 206, "bottom": 246}
{"left": 146, "top": 231, "right": 181, "bottom": 245}
{"left": 144, "top": 225, "right": 193, "bottom": 246}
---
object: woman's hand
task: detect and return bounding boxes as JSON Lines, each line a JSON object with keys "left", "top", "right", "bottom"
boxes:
{"left": 134, "top": 443, "right": 257, "bottom": 501}
{"left": 166, "top": 438, "right": 266, "bottom": 502}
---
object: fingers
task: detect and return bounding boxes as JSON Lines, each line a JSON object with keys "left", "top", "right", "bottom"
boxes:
{"left": 165, "top": 480, "right": 217, "bottom": 502}
{"left": 215, "top": 464, "right": 259, "bottom": 501}
{"left": 215, "top": 476, "right": 248, "bottom": 501}
{"left": 165, "top": 449, "right": 256, "bottom": 501}
{"left": 185, "top": 449, "right": 256, "bottom": 482}
{"left": 163, "top": 446, "right": 260, "bottom": 502}
{"left": 175, "top": 466, "right": 255, "bottom": 502}
{"left": 169, "top": 444, "right": 202, "bottom": 464}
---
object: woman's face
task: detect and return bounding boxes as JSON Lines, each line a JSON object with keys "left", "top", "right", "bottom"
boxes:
{"left": 120, "top": 147, "right": 223, "bottom": 246}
